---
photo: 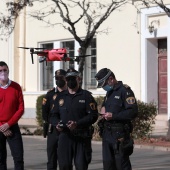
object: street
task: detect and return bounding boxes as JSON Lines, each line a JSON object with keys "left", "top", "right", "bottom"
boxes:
{"left": 6, "top": 136, "right": 170, "bottom": 170}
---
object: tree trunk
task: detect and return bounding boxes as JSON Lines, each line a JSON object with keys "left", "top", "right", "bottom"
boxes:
{"left": 78, "top": 47, "right": 87, "bottom": 87}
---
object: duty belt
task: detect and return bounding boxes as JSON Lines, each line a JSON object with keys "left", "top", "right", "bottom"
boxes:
{"left": 71, "top": 127, "right": 94, "bottom": 138}
{"left": 104, "top": 123, "right": 124, "bottom": 132}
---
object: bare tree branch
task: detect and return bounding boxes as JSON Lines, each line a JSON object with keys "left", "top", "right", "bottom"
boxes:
{"left": 134, "top": 0, "right": 170, "bottom": 17}
{"left": 152, "top": 0, "right": 170, "bottom": 17}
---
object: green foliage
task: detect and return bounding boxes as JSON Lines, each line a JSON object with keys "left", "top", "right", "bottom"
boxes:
{"left": 93, "top": 96, "right": 105, "bottom": 140}
{"left": 132, "top": 100, "right": 157, "bottom": 139}
{"left": 95, "top": 96, "right": 105, "bottom": 112}
{"left": 35, "top": 95, "right": 157, "bottom": 139}
{"left": 36, "top": 94, "right": 45, "bottom": 127}
{"left": 93, "top": 96, "right": 157, "bottom": 140}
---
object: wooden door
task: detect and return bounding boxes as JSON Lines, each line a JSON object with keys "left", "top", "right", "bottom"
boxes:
{"left": 158, "top": 39, "right": 167, "bottom": 114}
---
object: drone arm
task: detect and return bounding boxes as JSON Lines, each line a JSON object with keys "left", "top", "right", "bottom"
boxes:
{"left": 31, "top": 53, "right": 34, "bottom": 64}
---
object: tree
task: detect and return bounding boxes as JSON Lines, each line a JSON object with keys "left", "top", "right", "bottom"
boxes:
{"left": 133, "top": 0, "right": 170, "bottom": 17}
{"left": 1, "top": 0, "right": 170, "bottom": 81}
{"left": 1, "top": 0, "right": 170, "bottom": 85}
{"left": 0, "top": 0, "right": 128, "bottom": 84}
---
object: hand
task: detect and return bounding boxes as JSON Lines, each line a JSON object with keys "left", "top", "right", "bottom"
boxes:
{"left": 56, "top": 124, "right": 63, "bottom": 132}
{"left": 0, "top": 123, "right": 10, "bottom": 132}
{"left": 100, "top": 107, "right": 106, "bottom": 115}
{"left": 3, "top": 129, "right": 12, "bottom": 137}
{"left": 104, "top": 112, "right": 113, "bottom": 121}
{"left": 67, "top": 121, "right": 77, "bottom": 130}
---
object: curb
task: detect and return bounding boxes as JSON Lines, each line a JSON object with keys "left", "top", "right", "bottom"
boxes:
{"left": 22, "top": 135, "right": 170, "bottom": 151}
{"left": 92, "top": 140, "right": 170, "bottom": 151}
{"left": 134, "top": 144, "right": 170, "bottom": 151}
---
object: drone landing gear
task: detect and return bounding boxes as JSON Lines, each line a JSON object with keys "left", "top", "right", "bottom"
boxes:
{"left": 39, "top": 56, "right": 46, "bottom": 63}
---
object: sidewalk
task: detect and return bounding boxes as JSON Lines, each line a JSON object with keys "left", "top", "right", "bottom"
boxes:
{"left": 19, "top": 117, "right": 170, "bottom": 152}
{"left": 22, "top": 135, "right": 170, "bottom": 152}
{"left": 6, "top": 135, "right": 170, "bottom": 170}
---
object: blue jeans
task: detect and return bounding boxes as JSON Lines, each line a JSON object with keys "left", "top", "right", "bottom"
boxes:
{"left": 0, "top": 124, "right": 24, "bottom": 170}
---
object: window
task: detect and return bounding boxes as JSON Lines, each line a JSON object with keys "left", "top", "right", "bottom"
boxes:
{"left": 40, "top": 43, "right": 54, "bottom": 90}
{"left": 61, "top": 41, "right": 75, "bottom": 70}
{"left": 84, "top": 38, "right": 97, "bottom": 89}
{"left": 39, "top": 38, "right": 97, "bottom": 90}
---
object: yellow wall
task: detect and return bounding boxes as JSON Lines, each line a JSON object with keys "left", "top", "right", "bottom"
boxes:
{"left": 2, "top": 1, "right": 170, "bottom": 119}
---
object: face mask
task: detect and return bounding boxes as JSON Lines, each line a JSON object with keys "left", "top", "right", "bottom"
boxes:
{"left": 0, "top": 71, "right": 9, "bottom": 81}
{"left": 67, "top": 79, "right": 77, "bottom": 89}
{"left": 103, "top": 84, "right": 113, "bottom": 92}
{"left": 56, "top": 80, "right": 66, "bottom": 88}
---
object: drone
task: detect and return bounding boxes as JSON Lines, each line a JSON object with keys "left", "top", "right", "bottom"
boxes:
{"left": 18, "top": 47, "right": 92, "bottom": 64}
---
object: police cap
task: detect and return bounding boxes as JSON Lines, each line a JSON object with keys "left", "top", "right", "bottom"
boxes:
{"left": 65, "top": 68, "right": 80, "bottom": 77}
{"left": 55, "top": 69, "right": 66, "bottom": 77}
{"left": 95, "top": 68, "right": 113, "bottom": 88}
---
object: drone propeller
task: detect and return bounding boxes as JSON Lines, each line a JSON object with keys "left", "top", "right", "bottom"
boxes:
{"left": 18, "top": 47, "right": 30, "bottom": 50}
{"left": 75, "top": 55, "right": 92, "bottom": 58}
{"left": 18, "top": 47, "right": 45, "bottom": 50}
{"left": 18, "top": 47, "right": 46, "bottom": 64}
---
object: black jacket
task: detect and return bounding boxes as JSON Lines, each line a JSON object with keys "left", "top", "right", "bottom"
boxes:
{"left": 50, "top": 88, "right": 98, "bottom": 128}
{"left": 103, "top": 81, "right": 138, "bottom": 123}
{"left": 42, "top": 87, "right": 59, "bottom": 122}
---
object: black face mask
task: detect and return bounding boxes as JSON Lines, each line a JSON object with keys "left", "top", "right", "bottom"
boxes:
{"left": 56, "top": 80, "right": 66, "bottom": 88}
{"left": 67, "top": 79, "right": 77, "bottom": 89}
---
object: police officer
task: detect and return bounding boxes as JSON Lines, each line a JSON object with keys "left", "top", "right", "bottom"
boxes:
{"left": 51, "top": 68, "right": 98, "bottom": 170}
{"left": 42, "top": 69, "right": 67, "bottom": 170}
{"left": 95, "top": 68, "right": 138, "bottom": 170}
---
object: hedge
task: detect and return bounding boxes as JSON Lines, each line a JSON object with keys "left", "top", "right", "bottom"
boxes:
{"left": 36, "top": 95, "right": 157, "bottom": 139}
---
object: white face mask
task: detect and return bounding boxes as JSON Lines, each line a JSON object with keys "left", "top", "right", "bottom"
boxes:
{"left": 0, "top": 71, "right": 9, "bottom": 81}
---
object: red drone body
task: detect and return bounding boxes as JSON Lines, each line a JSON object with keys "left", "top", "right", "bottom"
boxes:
{"left": 38, "top": 48, "right": 71, "bottom": 61}
{"left": 18, "top": 47, "right": 92, "bottom": 64}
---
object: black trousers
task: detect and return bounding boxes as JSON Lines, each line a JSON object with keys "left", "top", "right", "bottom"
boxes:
{"left": 0, "top": 124, "right": 24, "bottom": 170}
{"left": 57, "top": 133, "right": 92, "bottom": 170}
{"left": 47, "top": 127, "right": 59, "bottom": 170}
{"left": 102, "top": 129, "right": 132, "bottom": 170}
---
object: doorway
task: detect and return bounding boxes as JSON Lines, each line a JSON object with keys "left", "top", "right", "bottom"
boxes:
{"left": 158, "top": 39, "right": 167, "bottom": 114}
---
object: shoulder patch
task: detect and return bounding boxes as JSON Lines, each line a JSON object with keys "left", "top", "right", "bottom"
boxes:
{"left": 53, "top": 94, "right": 57, "bottom": 100}
{"left": 123, "top": 84, "right": 130, "bottom": 88}
{"left": 89, "top": 103, "right": 97, "bottom": 110}
{"left": 126, "top": 97, "right": 135, "bottom": 104}
{"left": 42, "top": 98, "right": 47, "bottom": 105}
{"left": 59, "top": 99, "right": 64, "bottom": 106}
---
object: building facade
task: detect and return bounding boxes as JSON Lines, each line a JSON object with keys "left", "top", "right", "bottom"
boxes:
{"left": 0, "top": 1, "right": 170, "bottom": 132}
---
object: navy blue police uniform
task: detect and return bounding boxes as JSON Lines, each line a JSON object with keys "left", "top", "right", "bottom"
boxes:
{"left": 95, "top": 68, "right": 138, "bottom": 170}
{"left": 42, "top": 88, "right": 60, "bottom": 170}
{"left": 51, "top": 71, "right": 98, "bottom": 170}
{"left": 42, "top": 69, "right": 66, "bottom": 170}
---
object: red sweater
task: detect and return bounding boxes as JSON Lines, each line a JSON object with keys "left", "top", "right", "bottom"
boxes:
{"left": 0, "top": 81, "right": 24, "bottom": 126}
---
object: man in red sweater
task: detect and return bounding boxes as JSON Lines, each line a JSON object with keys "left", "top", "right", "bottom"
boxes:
{"left": 0, "top": 61, "right": 25, "bottom": 170}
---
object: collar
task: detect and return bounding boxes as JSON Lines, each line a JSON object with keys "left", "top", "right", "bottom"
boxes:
{"left": 55, "top": 87, "right": 58, "bottom": 93}
{"left": 65, "top": 87, "right": 83, "bottom": 95}
{"left": 0, "top": 79, "right": 12, "bottom": 89}
{"left": 106, "top": 81, "right": 123, "bottom": 94}
{"left": 113, "top": 81, "right": 123, "bottom": 90}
